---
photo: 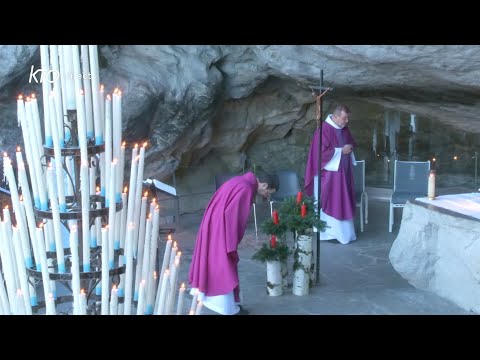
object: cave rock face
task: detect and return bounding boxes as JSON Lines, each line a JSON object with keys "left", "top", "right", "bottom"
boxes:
{"left": 0, "top": 45, "right": 478, "bottom": 211}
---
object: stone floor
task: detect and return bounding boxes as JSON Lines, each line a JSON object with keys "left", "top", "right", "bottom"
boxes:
{"left": 171, "top": 196, "right": 471, "bottom": 315}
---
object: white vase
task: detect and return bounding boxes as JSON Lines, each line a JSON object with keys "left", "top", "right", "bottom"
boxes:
{"left": 292, "top": 233, "right": 313, "bottom": 296}
{"left": 281, "top": 259, "right": 288, "bottom": 291}
{"left": 266, "top": 260, "right": 283, "bottom": 296}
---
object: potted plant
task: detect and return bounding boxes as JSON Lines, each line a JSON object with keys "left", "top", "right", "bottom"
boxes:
{"left": 252, "top": 217, "right": 289, "bottom": 296}
{"left": 277, "top": 192, "right": 326, "bottom": 296}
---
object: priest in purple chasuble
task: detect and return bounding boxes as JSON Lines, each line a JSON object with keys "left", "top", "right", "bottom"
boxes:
{"left": 304, "top": 104, "right": 358, "bottom": 245}
{"left": 188, "top": 171, "right": 278, "bottom": 315}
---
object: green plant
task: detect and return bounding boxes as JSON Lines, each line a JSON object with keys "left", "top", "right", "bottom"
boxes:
{"left": 278, "top": 194, "right": 326, "bottom": 235}
{"left": 251, "top": 242, "right": 290, "bottom": 263}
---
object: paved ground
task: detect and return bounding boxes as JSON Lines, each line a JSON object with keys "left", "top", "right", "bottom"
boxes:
{"left": 171, "top": 197, "right": 471, "bottom": 315}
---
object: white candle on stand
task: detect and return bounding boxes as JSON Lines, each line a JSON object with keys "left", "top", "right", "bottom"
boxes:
{"left": 80, "top": 45, "right": 94, "bottom": 139}
{"left": 126, "top": 147, "right": 139, "bottom": 226}
{"left": 155, "top": 269, "right": 170, "bottom": 315}
{"left": 123, "top": 223, "right": 135, "bottom": 315}
{"left": 19, "top": 196, "right": 40, "bottom": 271}
{"left": 103, "top": 95, "right": 112, "bottom": 197}
{"left": 79, "top": 289, "right": 87, "bottom": 315}
{"left": 46, "top": 163, "right": 65, "bottom": 273}
{"left": 101, "top": 226, "right": 109, "bottom": 315}
{"left": 165, "top": 258, "right": 179, "bottom": 315}
{"left": 11, "top": 228, "right": 32, "bottom": 314}
{"left": 46, "top": 292, "right": 56, "bottom": 315}
{"left": 136, "top": 280, "right": 146, "bottom": 315}
{"left": 0, "top": 221, "right": 17, "bottom": 314}
{"left": 62, "top": 45, "right": 76, "bottom": 110}
{"left": 89, "top": 46, "right": 103, "bottom": 145}
{"left": 48, "top": 93, "right": 66, "bottom": 211}
{"left": 110, "top": 285, "right": 118, "bottom": 315}
{"left": 176, "top": 283, "right": 186, "bottom": 315}
{"left": 39, "top": 45, "right": 52, "bottom": 147}
{"left": 133, "top": 193, "right": 148, "bottom": 300}
{"left": 3, "top": 155, "right": 34, "bottom": 269}
{"left": 159, "top": 236, "right": 172, "bottom": 287}
{"left": 428, "top": 170, "right": 436, "bottom": 200}
{"left": 138, "top": 214, "right": 152, "bottom": 301}
{"left": 107, "top": 160, "right": 117, "bottom": 269}
{"left": 80, "top": 161, "right": 91, "bottom": 271}
{"left": 146, "top": 207, "right": 160, "bottom": 314}
{"left": 117, "top": 142, "right": 125, "bottom": 203}
{"left": 30, "top": 94, "right": 44, "bottom": 156}
{"left": 190, "top": 289, "right": 198, "bottom": 314}
{"left": 35, "top": 223, "right": 54, "bottom": 315}
{"left": 132, "top": 142, "right": 146, "bottom": 255}
{"left": 120, "top": 188, "right": 128, "bottom": 250}
{"left": 99, "top": 84, "right": 105, "bottom": 136}
{"left": 0, "top": 258, "right": 11, "bottom": 314}
{"left": 48, "top": 45, "right": 65, "bottom": 146}
{"left": 69, "top": 224, "right": 81, "bottom": 314}
{"left": 16, "top": 289, "right": 27, "bottom": 315}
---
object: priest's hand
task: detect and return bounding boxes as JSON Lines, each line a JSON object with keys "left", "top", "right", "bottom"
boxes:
{"left": 342, "top": 144, "right": 353, "bottom": 154}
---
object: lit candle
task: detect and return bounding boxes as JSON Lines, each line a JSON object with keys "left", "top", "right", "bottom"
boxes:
{"left": 159, "top": 236, "right": 172, "bottom": 287}
{"left": 48, "top": 45, "right": 65, "bottom": 146}
{"left": 80, "top": 161, "right": 91, "bottom": 271}
{"left": 126, "top": 147, "right": 139, "bottom": 228}
{"left": 296, "top": 191, "right": 302, "bottom": 205}
{"left": 16, "top": 289, "right": 26, "bottom": 315}
{"left": 139, "top": 214, "right": 152, "bottom": 301}
{"left": 119, "top": 188, "right": 128, "bottom": 250}
{"left": 176, "top": 283, "right": 185, "bottom": 315}
{"left": 301, "top": 203, "right": 307, "bottom": 218}
{"left": 132, "top": 142, "right": 146, "bottom": 253}
{"left": 165, "top": 258, "right": 179, "bottom": 315}
{"left": 100, "top": 84, "right": 105, "bottom": 136}
{"left": 89, "top": 46, "right": 102, "bottom": 144}
{"left": 116, "top": 141, "right": 125, "bottom": 203}
{"left": 79, "top": 289, "right": 87, "bottom": 315}
{"left": 155, "top": 269, "right": 170, "bottom": 315}
{"left": 272, "top": 210, "right": 279, "bottom": 225}
{"left": 271, "top": 235, "right": 277, "bottom": 248}
{"left": 11, "top": 228, "right": 32, "bottom": 314}
{"left": 110, "top": 285, "right": 118, "bottom": 315}
{"left": 146, "top": 206, "right": 160, "bottom": 313}
{"left": 133, "top": 194, "right": 148, "bottom": 300}
{"left": 428, "top": 170, "right": 436, "bottom": 200}
{"left": 35, "top": 223, "right": 54, "bottom": 315}
{"left": 103, "top": 95, "right": 112, "bottom": 197}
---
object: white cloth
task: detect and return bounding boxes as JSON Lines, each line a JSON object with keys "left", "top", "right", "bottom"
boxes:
{"left": 313, "top": 175, "right": 357, "bottom": 244}
{"left": 190, "top": 288, "right": 240, "bottom": 315}
{"left": 415, "top": 193, "right": 480, "bottom": 220}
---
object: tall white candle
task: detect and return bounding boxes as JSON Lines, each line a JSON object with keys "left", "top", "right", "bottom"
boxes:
{"left": 62, "top": 45, "right": 76, "bottom": 110}
{"left": 89, "top": 46, "right": 103, "bottom": 145}
{"left": 165, "top": 258, "right": 179, "bottom": 315}
{"left": 146, "top": 207, "right": 160, "bottom": 314}
{"left": 132, "top": 143, "right": 146, "bottom": 255}
{"left": 0, "top": 221, "right": 17, "bottom": 314}
{"left": 103, "top": 95, "right": 112, "bottom": 197}
{"left": 133, "top": 193, "right": 148, "bottom": 301}
{"left": 119, "top": 189, "right": 128, "bottom": 250}
{"left": 39, "top": 45, "right": 52, "bottom": 147}
{"left": 0, "top": 260, "right": 11, "bottom": 314}
{"left": 177, "top": 283, "right": 185, "bottom": 315}
{"left": 80, "top": 161, "right": 91, "bottom": 271}
{"left": 80, "top": 45, "right": 94, "bottom": 139}
{"left": 69, "top": 224, "right": 81, "bottom": 314}
{"left": 428, "top": 170, "right": 436, "bottom": 200}
{"left": 16, "top": 289, "right": 27, "bottom": 315}
{"left": 99, "top": 84, "right": 105, "bottom": 136}
{"left": 107, "top": 160, "right": 117, "bottom": 269}
{"left": 126, "top": 147, "right": 139, "bottom": 227}
{"left": 194, "top": 300, "right": 203, "bottom": 315}
{"left": 57, "top": 45, "right": 68, "bottom": 128}
{"left": 46, "top": 163, "right": 65, "bottom": 273}
{"left": 139, "top": 214, "right": 152, "bottom": 300}
{"left": 123, "top": 223, "right": 135, "bottom": 315}
{"left": 11, "top": 227, "right": 32, "bottom": 314}
{"left": 159, "top": 237, "right": 172, "bottom": 287}
{"left": 109, "top": 285, "right": 118, "bottom": 315}
{"left": 136, "top": 280, "right": 146, "bottom": 315}
{"left": 49, "top": 45, "right": 65, "bottom": 146}
{"left": 35, "top": 224, "right": 53, "bottom": 309}
{"left": 79, "top": 289, "right": 87, "bottom": 315}
{"left": 101, "top": 226, "right": 109, "bottom": 315}
{"left": 117, "top": 142, "right": 125, "bottom": 203}
{"left": 48, "top": 93, "right": 66, "bottom": 211}
{"left": 155, "top": 269, "right": 170, "bottom": 315}
{"left": 30, "top": 94, "right": 44, "bottom": 156}
{"left": 189, "top": 289, "right": 198, "bottom": 314}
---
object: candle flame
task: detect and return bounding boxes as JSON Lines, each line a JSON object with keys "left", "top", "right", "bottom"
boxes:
{"left": 19, "top": 195, "right": 23, "bottom": 201}
{"left": 114, "top": 88, "right": 119, "bottom": 94}
{"left": 107, "top": 94, "right": 111, "bottom": 100}
{"left": 112, "top": 158, "right": 117, "bottom": 165}
{"left": 118, "top": 90, "right": 122, "bottom": 96}
{"left": 112, "top": 285, "right": 117, "bottom": 290}
{"left": 4, "top": 205, "right": 8, "bottom": 209}
{"left": 38, "top": 222, "right": 44, "bottom": 229}
{"left": 454, "top": 156, "right": 458, "bottom": 160}
{"left": 189, "top": 310, "right": 194, "bottom": 315}
{"left": 80, "top": 288, "right": 85, "bottom": 295}
{"left": 143, "top": 141, "right": 147, "bottom": 148}
{"left": 26, "top": 97, "right": 31, "bottom": 102}
{"left": 140, "top": 279, "right": 146, "bottom": 286}
{"left": 151, "top": 198, "right": 156, "bottom": 204}
{"left": 104, "top": 225, "right": 109, "bottom": 230}
{"left": 31, "top": 93, "right": 36, "bottom": 99}
{"left": 124, "top": 186, "right": 128, "bottom": 193}
{"left": 177, "top": 251, "right": 182, "bottom": 257}
{"left": 80, "top": 89, "right": 84, "bottom": 96}
{"left": 48, "top": 292, "right": 54, "bottom": 300}
{"left": 433, "top": 158, "right": 436, "bottom": 162}
{"left": 134, "top": 143, "right": 138, "bottom": 149}
{"left": 100, "top": 84, "right": 104, "bottom": 91}
{"left": 181, "top": 283, "right": 185, "bottom": 289}
{"left": 155, "top": 205, "right": 159, "bottom": 211}
{"left": 122, "top": 141, "right": 126, "bottom": 147}
{"left": 168, "top": 234, "right": 172, "bottom": 241}
{"left": 148, "top": 213, "right": 152, "bottom": 220}
{"left": 173, "top": 241, "right": 177, "bottom": 248}
{"left": 18, "top": 94, "right": 23, "bottom": 100}
{"left": 48, "top": 162, "right": 53, "bottom": 169}
{"left": 96, "top": 186, "right": 100, "bottom": 193}
{"left": 3, "top": 152, "right": 7, "bottom": 157}
{"left": 144, "top": 191, "right": 148, "bottom": 197}
{"left": 154, "top": 271, "right": 157, "bottom": 279}
{"left": 165, "top": 269, "right": 170, "bottom": 276}
{"left": 16, "top": 146, "right": 21, "bottom": 152}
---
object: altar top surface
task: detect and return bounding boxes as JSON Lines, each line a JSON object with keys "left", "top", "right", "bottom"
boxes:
{"left": 414, "top": 192, "right": 480, "bottom": 222}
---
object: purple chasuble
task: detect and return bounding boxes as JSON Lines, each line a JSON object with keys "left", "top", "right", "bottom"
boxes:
{"left": 188, "top": 172, "right": 257, "bottom": 297}
{"left": 304, "top": 119, "right": 356, "bottom": 220}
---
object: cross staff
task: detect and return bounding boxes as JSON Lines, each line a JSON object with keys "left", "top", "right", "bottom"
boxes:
{"left": 310, "top": 70, "right": 332, "bottom": 286}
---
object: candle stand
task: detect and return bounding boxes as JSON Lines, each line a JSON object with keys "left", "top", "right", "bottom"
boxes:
{"left": 27, "top": 109, "right": 125, "bottom": 314}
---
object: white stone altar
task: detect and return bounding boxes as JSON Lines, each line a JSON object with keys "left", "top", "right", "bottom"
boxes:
{"left": 389, "top": 193, "right": 480, "bottom": 314}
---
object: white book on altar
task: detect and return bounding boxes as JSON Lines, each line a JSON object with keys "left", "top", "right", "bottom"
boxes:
{"left": 144, "top": 178, "right": 177, "bottom": 196}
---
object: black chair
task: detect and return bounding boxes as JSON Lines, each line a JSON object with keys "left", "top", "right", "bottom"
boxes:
{"left": 353, "top": 160, "right": 368, "bottom": 232}
{"left": 269, "top": 170, "right": 301, "bottom": 216}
